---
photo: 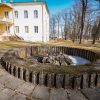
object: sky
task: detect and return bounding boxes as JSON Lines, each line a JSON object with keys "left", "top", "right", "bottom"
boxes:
{"left": 1, "top": 0, "right": 74, "bottom": 14}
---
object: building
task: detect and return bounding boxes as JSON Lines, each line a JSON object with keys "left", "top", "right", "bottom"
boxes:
{"left": 0, "top": 3, "right": 13, "bottom": 40}
{"left": 0, "top": 1, "right": 49, "bottom": 42}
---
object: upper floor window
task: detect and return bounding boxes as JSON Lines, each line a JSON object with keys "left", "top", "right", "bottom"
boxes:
{"left": 15, "top": 26, "right": 19, "bottom": 33}
{"left": 14, "top": 11, "right": 18, "bottom": 19}
{"left": 24, "top": 10, "right": 28, "bottom": 18}
{"left": 34, "top": 10, "right": 38, "bottom": 18}
{"left": 34, "top": 26, "right": 38, "bottom": 33}
{"left": 5, "top": 11, "right": 9, "bottom": 18}
{"left": 25, "top": 26, "right": 29, "bottom": 33}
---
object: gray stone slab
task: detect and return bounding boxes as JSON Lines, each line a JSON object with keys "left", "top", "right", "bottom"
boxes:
{"left": 81, "top": 88, "right": 100, "bottom": 100}
{"left": 50, "top": 88, "right": 68, "bottom": 100}
{"left": 0, "top": 70, "right": 8, "bottom": 77}
{"left": 10, "top": 93, "right": 28, "bottom": 100}
{"left": 5, "top": 77, "right": 24, "bottom": 90}
{"left": 67, "top": 90, "right": 87, "bottom": 100}
{"left": 0, "top": 88, "right": 15, "bottom": 100}
{"left": 16, "top": 82, "right": 35, "bottom": 96}
{"left": 32, "top": 85, "right": 50, "bottom": 100}
{"left": 95, "top": 87, "right": 100, "bottom": 93}
{"left": 0, "top": 83, "right": 4, "bottom": 92}
{"left": 0, "top": 74, "right": 10, "bottom": 84}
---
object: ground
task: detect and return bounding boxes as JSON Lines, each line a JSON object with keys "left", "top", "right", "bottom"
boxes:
{"left": 0, "top": 40, "right": 100, "bottom": 51}
{"left": 0, "top": 40, "right": 100, "bottom": 100}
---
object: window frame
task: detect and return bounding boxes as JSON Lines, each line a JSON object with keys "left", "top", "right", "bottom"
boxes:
{"left": 24, "top": 10, "right": 28, "bottom": 19}
{"left": 25, "top": 26, "right": 29, "bottom": 33}
{"left": 14, "top": 11, "right": 18, "bottom": 19}
{"left": 5, "top": 11, "right": 9, "bottom": 19}
{"left": 15, "top": 26, "right": 19, "bottom": 33}
{"left": 34, "top": 10, "right": 38, "bottom": 18}
{"left": 34, "top": 26, "right": 38, "bottom": 33}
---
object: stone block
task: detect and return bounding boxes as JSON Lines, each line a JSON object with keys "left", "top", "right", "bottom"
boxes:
{"left": 39, "top": 72, "right": 47, "bottom": 86}
{"left": 47, "top": 73, "right": 55, "bottom": 87}
{"left": 81, "top": 88, "right": 100, "bottom": 100}
{"left": 50, "top": 88, "right": 68, "bottom": 100}
{"left": 82, "top": 73, "right": 89, "bottom": 89}
{"left": 16, "top": 83, "right": 35, "bottom": 96}
{"left": 32, "top": 72, "right": 39, "bottom": 85}
{"left": 90, "top": 73, "right": 96, "bottom": 88}
{"left": 56, "top": 74, "right": 64, "bottom": 88}
{"left": 32, "top": 85, "right": 50, "bottom": 100}
{"left": 74, "top": 75, "right": 82, "bottom": 89}
{"left": 25, "top": 70, "right": 30, "bottom": 82}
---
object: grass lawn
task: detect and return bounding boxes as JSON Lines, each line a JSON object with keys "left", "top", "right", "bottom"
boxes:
{"left": 0, "top": 39, "right": 100, "bottom": 52}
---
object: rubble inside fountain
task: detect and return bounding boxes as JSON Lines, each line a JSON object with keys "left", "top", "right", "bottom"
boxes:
{"left": 34, "top": 52, "right": 73, "bottom": 66}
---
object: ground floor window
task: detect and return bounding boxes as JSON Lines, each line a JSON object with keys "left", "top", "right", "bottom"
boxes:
{"left": 6, "top": 26, "right": 10, "bottom": 33}
{"left": 15, "top": 26, "right": 19, "bottom": 33}
{"left": 34, "top": 26, "right": 38, "bottom": 33}
{"left": 25, "top": 26, "right": 29, "bottom": 33}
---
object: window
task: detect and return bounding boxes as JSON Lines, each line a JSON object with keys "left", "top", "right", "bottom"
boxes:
{"left": 25, "top": 26, "right": 29, "bottom": 33}
{"left": 34, "top": 26, "right": 38, "bottom": 33}
{"left": 15, "top": 11, "right": 18, "bottom": 19}
{"left": 24, "top": 10, "right": 28, "bottom": 18}
{"left": 15, "top": 26, "right": 19, "bottom": 33}
{"left": 34, "top": 10, "right": 38, "bottom": 18}
{"left": 6, "top": 26, "right": 10, "bottom": 33}
{"left": 5, "top": 11, "right": 9, "bottom": 18}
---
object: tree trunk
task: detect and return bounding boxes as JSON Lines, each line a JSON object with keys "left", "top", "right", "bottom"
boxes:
{"left": 92, "top": 21, "right": 100, "bottom": 44}
{"left": 79, "top": 0, "right": 87, "bottom": 44}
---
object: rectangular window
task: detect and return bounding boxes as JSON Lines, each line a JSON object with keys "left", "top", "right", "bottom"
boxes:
{"left": 6, "top": 26, "right": 10, "bottom": 33}
{"left": 24, "top": 10, "right": 28, "bottom": 18}
{"left": 34, "top": 26, "right": 38, "bottom": 33}
{"left": 5, "top": 11, "right": 9, "bottom": 18}
{"left": 15, "top": 11, "right": 18, "bottom": 19}
{"left": 25, "top": 26, "right": 29, "bottom": 33}
{"left": 34, "top": 10, "right": 38, "bottom": 18}
{"left": 15, "top": 26, "right": 19, "bottom": 33}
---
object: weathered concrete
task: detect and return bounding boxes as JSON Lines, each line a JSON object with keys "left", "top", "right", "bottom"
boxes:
{"left": 32, "top": 85, "right": 50, "bottom": 100}
{"left": 50, "top": 88, "right": 68, "bottom": 100}
{"left": 0, "top": 66, "right": 100, "bottom": 100}
{"left": 0, "top": 48, "right": 100, "bottom": 100}
{"left": 16, "top": 83, "right": 35, "bottom": 96}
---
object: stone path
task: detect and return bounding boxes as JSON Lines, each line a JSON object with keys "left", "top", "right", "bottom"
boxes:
{"left": 0, "top": 67, "right": 100, "bottom": 100}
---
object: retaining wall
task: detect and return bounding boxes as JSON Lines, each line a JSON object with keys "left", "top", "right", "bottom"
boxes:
{"left": 1, "top": 46, "right": 100, "bottom": 89}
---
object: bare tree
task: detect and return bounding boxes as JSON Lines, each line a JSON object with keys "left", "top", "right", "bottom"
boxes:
{"left": 62, "top": 9, "right": 68, "bottom": 40}
{"left": 79, "top": 0, "right": 88, "bottom": 44}
{"left": 50, "top": 15, "right": 56, "bottom": 39}
{"left": 55, "top": 12, "right": 61, "bottom": 38}
{"left": 92, "top": 18, "right": 100, "bottom": 44}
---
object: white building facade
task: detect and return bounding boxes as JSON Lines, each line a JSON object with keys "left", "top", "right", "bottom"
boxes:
{"left": 0, "top": 1, "right": 49, "bottom": 42}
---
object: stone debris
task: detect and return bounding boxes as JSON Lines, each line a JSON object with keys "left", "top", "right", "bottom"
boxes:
{"left": 37, "top": 52, "right": 73, "bottom": 66}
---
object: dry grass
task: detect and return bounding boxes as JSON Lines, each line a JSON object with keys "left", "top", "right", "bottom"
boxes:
{"left": 0, "top": 40, "right": 100, "bottom": 52}
{"left": 45, "top": 39, "right": 100, "bottom": 52}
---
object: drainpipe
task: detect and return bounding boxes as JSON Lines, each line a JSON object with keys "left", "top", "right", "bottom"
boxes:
{"left": 42, "top": 4, "right": 44, "bottom": 42}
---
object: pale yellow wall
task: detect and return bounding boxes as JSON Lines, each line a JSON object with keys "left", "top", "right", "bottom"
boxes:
{"left": 0, "top": 6, "right": 12, "bottom": 19}
{"left": 0, "top": 24, "right": 11, "bottom": 34}
{"left": 0, "top": 5, "right": 13, "bottom": 35}
{"left": 0, "top": 24, "right": 6, "bottom": 34}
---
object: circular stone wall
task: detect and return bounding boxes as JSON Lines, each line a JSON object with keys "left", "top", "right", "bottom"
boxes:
{"left": 1, "top": 46, "right": 100, "bottom": 89}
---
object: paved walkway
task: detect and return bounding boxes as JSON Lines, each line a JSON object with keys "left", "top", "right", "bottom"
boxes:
{"left": 0, "top": 49, "right": 100, "bottom": 100}
{"left": 0, "top": 66, "right": 100, "bottom": 100}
